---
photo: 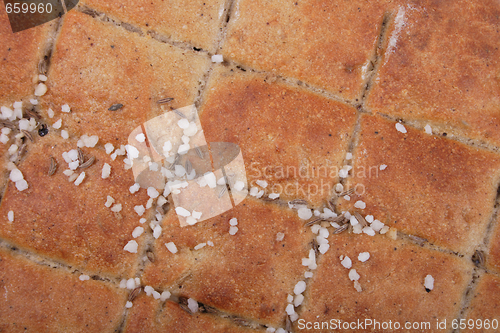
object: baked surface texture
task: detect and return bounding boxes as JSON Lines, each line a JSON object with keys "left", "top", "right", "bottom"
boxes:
{"left": 0, "top": 0, "right": 500, "bottom": 332}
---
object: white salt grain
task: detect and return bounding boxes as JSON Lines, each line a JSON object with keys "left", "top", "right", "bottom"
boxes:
{"left": 102, "top": 163, "right": 111, "bottom": 179}
{"left": 153, "top": 225, "right": 162, "bottom": 239}
{"left": 294, "top": 294, "right": 304, "bottom": 307}
{"left": 204, "top": 172, "right": 217, "bottom": 188}
{"left": 298, "top": 207, "right": 313, "bottom": 220}
{"left": 105, "top": 196, "right": 115, "bottom": 208}
{"left": 304, "top": 272, "right": 313, "bottom": 278}
{"left": 15, "top": 179, "right": 28, "bottom": 191}
{"left": 105, "top": 143, "right": 114, "bottom": 154}
{"left": 187, "top": 298, "right": 199, "bottom": 313}
{"left": 319, "top": 244, "right": 330, "bottom": 254}
{"left": 7, "top": 211, "right": 14, "bottom": 222}
{"left": 229, "top": 218, "right": 238, "bottom": 226}
{"left": 294, "top": 281, "right": 306, "bottom": 295}
{"left": 371, "top": 220, "right": 385, "bottom": 232}
{"left": 160, "top": 291, "right": 171, "bottom": 301}
{"left": 126, "top": 278, "right": 136, "bottom": 289}
{"left": 165, "top": 242, "right": 178, "bottom": 254}
{"left": 349, "top": 216, "right": 359, "bottom": 226}
{"left": 9, "top": 168, "right": 23, "bottom": 182}
{"left": 144, "top": 286, "right": 154, "bottom": 296}
{"left": 256, "top": 179, "right": 268, "bottom": 188}
{"left": 61, "top": 104, "right": 71, "bottom": 113}
{"left": 175, "top": 207, "right": 190, "bottom": 217}
{"left": 47, "top": 108, "right": 54, "bottom": 118}
{"left": 177, "top": 118, "right": 189, "bottom": 129}
{"left": 111, "top": 204, "right": 122, "bottom": 212}
{"left": 135, "top": 133, "right": 146, "bottom": 142}
{"left": 395, "top": 123, "right": 407, "bottom": 133}
{"left": 358, "top": 252, "right": 370, "bottom": 262}
{"left": 134, "top": 205, "right": 145, "bottom": 216}
{"left": 344, "top": 195, "right": 351, "bottom": 201}
{"left": 354, "top": 281, "right": 362, "bottom": 292}
{"left": 229, "top": 226, "right": 238, "bottom": 235}
{"left": 8, "top": 144, "right": 18, "bottom": 154}
{"left": 424, "top": 124, "right": 432, "bottom": 134}
{"left": 79, "top": 274, "right": 90, "bottom": 281}
{"left": 349, "top": 269, "right": 360, "bottom": 281}
{"left": 132, "top": 227, "right": 144, "bottom": 238}
{"left": 61, "top": 130, "right": 69, "bottom": 139}
{"left": 424, "top": 274, "right": 434, "bottom": 290}
{"left": 147, "top": 187, "right": 159, "bottom": 198}
{"left": 34, "top": 83, "right": 47, "bottom": 96}
{"left": 285, "top": 304, "right": 295, "bottom": 316}
{"left": 276, "top": 232, "right": 285, "bottom": 241}
{"left": 124, "top": 240, "right": 138, "bottom": 253}
{"left": 354, "top": 200, "right": 366, "bottom": 209}
{"left": 125, "top": 301, "right": 133, "bottom": 308}
{"left": 268, "top": 193, "right": 280, "bottom": 199}
{"left": 362, "top": 227, "right": 376, "bottom": 236}
{"left": 129, "top": 183, "right": 140, "bottom": 194}
{"left": 365, "top": 215, "right": 374, "bottom": 223}
{"left": 346, "top": 152, "right": 353, "bottom": 160}
{"left": 233, "top": 181, "right": 245, "bottom": 191}
{"left": 341, "top": 256, "right": 352, "bottom": 269}
{"left": 38, "top": 74, "right": 47, "bottom": 81}
{"left": 152, "top": 291, "right": 161, "bottom": 299}
{"left": 194, "top": 243, "right": 206, "bottom": 250}
{"left": 52, "top": 119, "right": 62, "bottom": 129}
{"left": 352, "top": 224, "right": 363, "bottom": 234}
{"left": 211, "top": 54, "right": 223, "bottom": 63}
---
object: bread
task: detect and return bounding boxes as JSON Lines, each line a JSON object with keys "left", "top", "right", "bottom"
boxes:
{"left": 1, "top": 0, "right": 500, "bottom": 332}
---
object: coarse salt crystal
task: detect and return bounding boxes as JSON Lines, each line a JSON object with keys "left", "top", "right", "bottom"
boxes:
{"left": 294, "top": 280, "right": 306, "bottom": 295}
{"left": 346, "top": 152, "right": 353, "bottom": 160}
{"left": 129, "top": 183, "right": 140, "bottom": 194}
{"left": 125, "top": 301, "right": 133, "bottom": 308}
{"left": 165, "top": 242, "right": 178, "bottom": 254}
{"left": 424, "top": 274, "right": 434, "bottom": 291}
{"left": 61, "top": 130, "right": 69, "bottom": 139}
{"left": 132, "top": 227, "right": 144, "bottom": 238}
{"left": 362, "top": 227, "right": 376, "bottom": 236}
{"left": 105, "top": 143, "right": 114, "bottom": 154}
{"left": 353, "top": 224, "right": 363, "bottom": 234}
{"left": 380, "top": 225, "right": 390, "bottom": 234}
{"left": 310, "top": 224, "right": 321, "bottom": 234}
{"left": 125, "top": 144, "right": 139, "bottom": 159}
{"left": 53, "top": 119, "right": 62, "bottom": 129}
{"left": 134, "top": 205, "right": 145, "bottom": 216}
{"left": 395, "top": 123, "right": 407, "bottom": 133}
{"left": 187, "top": 298, "right": 199, "bottom": 313}
{"left": 341, "top": 256, "right": 352, "bottom": 269}
{"left": 424, "top": 124, "right": 432, "bottom": 134}
{"left": 233, "top": 181, "right": 245, "bottom": 191}
{"left": 211, "top": 54, "right": 223, "bottom": 63}
{"left": 229, "top": 218, "right": 238, "bottom": 226}
{"left": 160, "top": 291, "right": 171, "bottom": 301}
{"left": 380, "top": 164, "right": 387, "bottom": 170}
{"left": 124, "top": 240, "right": 138, "bottom": 253}
{"left": 304, "top": 271, "right": 313, "bottom": 278}
{"left": 365, "top": 215, "right": 374, "bottom": 223}
{"left": 34, "top": 83, "right": 47, "bottom": 96}
{"left": 371, "top": 220, "right": 385, "bottom": 232}
{"left": 256, "top": 179, "right": 268, "bottom": 188}
{"left": 102, "top": 163, "right": 111, "bottom": 179}
{"left": 144, "top": 286, "right": 154, "bottom": 296}
{"left": 344, "top": 195, "right": 351, "bottom": 201}
{"left": 153, "top": 225, "right": 162, "bottom": 239}
{"left": 0, "top": 134, "right": 9, "bottom": 144}
{"left": 105, "top": 196, "right": 115, "bottom": 208}
{"left": 175, "top": 207, "right": 190, "bottom": 217}
{"left": 249, "top": 186, "right": 259, "bottom": 196}
{"left": 177, "top": 118, "right": 189, "bottom": 129}
{"left": 9, "top": 168, "right": 23, "bottom": 182}
{"left": 47, "top": 108, "right": 54, "bottom": 118}
{"left": 349, "top": 216, "right": 359, "bottom": 226}
{"left": 135, "top": 133, "right": 146, "bottom": 142}
{"left": 335, "top": 183, "right": 344, "bottom": 192}
{"left": 111, "top": 203, "right": 122, "bottom": 212}
{"left": 38, "top": 74, "right": 47, "bottom": 81}
{"left": 147, "top": 187, "right": 159, "bottom": 198}
{"left": 354, "top": 281, "right": 362, "bottom": 292}
{"left": 126, "top": 278, "right": 136, "bottom": 289}
{"left": 194, "top": 243, "right": 206, "bottom": 250}
{"left": 268, "top": 193, "right": 280, "bottom": 199}
{"left": 61, "top": 104, "right": 71, "bottom": 113}
{"left": 354, "top": 200, "right": 366, "bottom": 209}
{"left": 79, "top": 274, "right": 90, "bottom": 281}
{"left": 319, "top": 244, "right": 330, "bottom": 254}
{"left": 229, "top": 226, "right": 238, "bottom": 235}
{"left": 276, "top": 232, "right": 285, "bottom": 241}
{"left": 349, "top": 269, "right": 360, "bottom": 281}
{"left": 358, "top": 252, "right": 370, "bottom": 262}
{"left": 285, "top": 304, "right": 295, "bottom": 316}
{"left": 298, "top": 207, "right": 313, "bottom": 220}
{"left": 152, "top": 291, "right": 161, "bottom": 299}
{"left": 7, "top": 211, "right": 14, "bottom": 222}
{"left": 8, "top": 144, "right": 18, "bottom": 154}
{"left": 294, "top": 294, "right": 304, "bottom": 307}
{"left": 15, "top": 179, "right": 28, "bottom": 191}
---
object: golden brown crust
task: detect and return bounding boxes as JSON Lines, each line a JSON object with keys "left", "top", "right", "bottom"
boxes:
{"left": 143, "top": 197, "right": 312, "bottom": 326}
{"left": 0, "top": 133, "right": 150, "bottom": 276}
{"left": 79, "top": 0, "right": 226, "bottom": 53}
{"left": 367, "top": 0, "right": 500, "bottom": 146}
{"left": 223, "top": 0, "right": 390, "bottom": 100}
{"left": 200, "top": 66, "right": 357, "bottom": 206}
{"left": 337, "top": 114, "right": 500, "bottom": 254}
{"left": 297, "top": 233, "right": 473, "bottom": 333}
{"left": 462, "top": 274, "right": 500, "bottom": 333}
{"left": 0, "top": 1, "right": 53, "bottom": 104}
{"left": 486, "top": 215, "right": 500, "bottom": 274}
{"left": 41, "top": 10, "right": 210, "bottom": 145}
{"left": 125, "top": 296, "right": 266, "bottom": 333}
{"left": 0, "top": 248, "right": 127, "bottom": 332}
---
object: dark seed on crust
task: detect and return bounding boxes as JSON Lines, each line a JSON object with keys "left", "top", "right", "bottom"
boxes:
{"left": 108, "top": 103, "right": 124, "bottom": 111}
{"left": 48, "top": 157, "right": 57, "bottom": 176}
